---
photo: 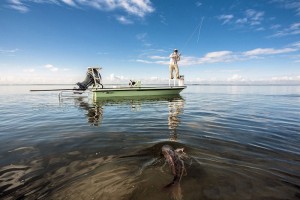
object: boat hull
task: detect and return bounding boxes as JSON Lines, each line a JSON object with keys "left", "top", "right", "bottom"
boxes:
{"left": 92, "top": 86, "right": 186, "bottom": 99}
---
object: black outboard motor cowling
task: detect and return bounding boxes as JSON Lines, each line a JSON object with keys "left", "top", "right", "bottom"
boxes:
{"left": 76, "top": 68, "right": 102, "bottom": 90}
{"left": 76, "top": 73, "right": 93, "bottom": 90}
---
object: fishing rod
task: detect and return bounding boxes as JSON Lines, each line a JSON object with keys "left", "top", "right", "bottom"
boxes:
{"left": 181, "top": 16, "right": 205, "bottom": 52}
{"left": 197, "top": 17, "right": 204, "bottom": 43}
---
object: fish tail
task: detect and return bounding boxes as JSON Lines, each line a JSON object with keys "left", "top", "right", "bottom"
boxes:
{"left": 164, "top": 175, "right": 180, "bottom": 188}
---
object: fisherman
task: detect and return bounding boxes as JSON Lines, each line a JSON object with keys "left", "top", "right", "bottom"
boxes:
{"left": 169, "top": 49, "right": 181, "bottom": 79}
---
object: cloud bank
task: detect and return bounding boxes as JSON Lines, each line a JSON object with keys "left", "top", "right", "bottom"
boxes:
{"left": 136, "top": 44, "right": 300, "bottom": 66}
{"left": 7, "top": 0, "right": 155, "bottom": 18}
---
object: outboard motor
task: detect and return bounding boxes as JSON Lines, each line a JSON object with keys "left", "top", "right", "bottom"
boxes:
{"left": 76, "top": 67, "right": 103, "bottom": 90}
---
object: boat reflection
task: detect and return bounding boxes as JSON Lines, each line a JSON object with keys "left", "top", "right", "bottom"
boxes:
{"left": 71, "top": 95, "right": 185, "bottom": 132}
{"left": 73, "top": 97, "right": 104, "bottom": 126}
{"left": 168, "top": 98, "right": 184, "bottom": 141}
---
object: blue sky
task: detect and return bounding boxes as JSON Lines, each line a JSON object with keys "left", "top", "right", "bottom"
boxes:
{"left": 1, "top": 0, "right": 300, "bottom": 84}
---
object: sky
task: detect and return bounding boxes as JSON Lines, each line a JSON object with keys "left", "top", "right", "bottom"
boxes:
{"left": 1, "top": 0, "right": 300, "bottom": 84}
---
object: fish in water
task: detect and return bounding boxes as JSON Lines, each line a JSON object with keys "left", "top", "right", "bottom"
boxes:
{"left": 161, "top": 145, "right": 187, "bottom": 187}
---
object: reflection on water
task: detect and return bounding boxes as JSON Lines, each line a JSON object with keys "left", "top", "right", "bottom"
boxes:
{"left": 1, "top": 85, "right": 300, "bottom": 199}
{"left": 168, "top": 99, "right": 184, "bottom": 141}
{"left": 73, "top": 97, "right": 104, "bottom": 126}
{"left": 63, "top": 95, "right": 185, "bottom": 130}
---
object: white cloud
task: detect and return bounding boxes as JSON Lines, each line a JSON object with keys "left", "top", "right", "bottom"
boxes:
{"left": 218, "top": 9, "right": 265, "bottom": 31}
{"left": 137, "top": 51, "right": 235, "bottom": 66}
{"left": 291, "top": 41, "right": 300, "bottom": 48}
{"left": 23, "top": 68, "right": 35, "bottom": 73}
{"left": 44, "top": 64, "right": 59, "bottom": 72}
{"left": 256, "top": 27, "right": 265, "bottom": 31}
{"left": 271, "top": 75, "right": 300, "bottom": 81}
{"left": 148, "top": 55, "right": 168, "bottom": 60}
{"left": 150, "top": 76, "right": 159, "bottom": 80}
{"left": 227, "top": 74, "right": 246, "bottom": 82}
{"left": 136, "top": 45, "right": 299, "bottom": 66}
{"left": 109, "top": 73, "right": 125, "bottom": 81}
{"left": 80, "top": 0, "right": 154, "bottom": 17}
{"left": 30, "top": 0, "right": 59, "bottom": 3}
{"left": 271, "top": 22, "right": 300, "bottom": 37}
{"left": 136, "top": 59, "right": 168, "bottom": 65}
{"left": 285, "top": 1, "right": 300, "bottom": 15}
{"left": 196, "top": 1, "right": 202, "bottom": 7}
{"left": 61, "top": 0, "right": 76, "bottom": 6}
{"left": 7, "top": 0, "right": 155, "bottom": 17}
{"left": 7, "top": 0, "right": 29, "bottom": 13}
{"left": 234, "top": 9, "right": 265, "bottom": 27}
{"left": 270, "top": 24, "right": 281, "bottom": 30}
{"left": 197, "top": 51, "right": 235, "bottom": 64}
{"left": 116, "top": 16, "right": 133, "bottom": 24}
{"left": 204, "top": 51, "right": 232, "bottom": 58}
{"left": 0, "top": 67, "right": 80, "bottom": 84}
{"left": 44, "top": 64, "right": 53, "bottom": 68}
{"left": 218, "top": 9, "right": 264, "bottom": 27}
{"left": 290, "top": 22, "right": 300, "bottom": 30}
{"left": 0, "top": 48, "right": 19, "bottom": 54}
{"left": 136, "top": 33, "right": 147, "bottom": 41}
{"left": 218, "top": 14, "right": 234, "bottom": 24}
{"left": 245, "top": 9, "right": 264, "bottom": 25}
{"left": 117, "top": 0, "right": 154, "bottom": 17}
{"left": 236, "top": 18, "right": 247, "bottom": 24}
{"left": 271, "top": 0, "right": 300, "bottom": 16}
{"left": 136, "top": 59, "right": 153, "bottom": 64}
{"left": 243, "top": 48, "right": 297, "bottom": 56}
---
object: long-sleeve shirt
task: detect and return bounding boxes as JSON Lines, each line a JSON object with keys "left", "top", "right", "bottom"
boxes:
{"left": 169, "top": 53, "right": 180, "bottom": 65}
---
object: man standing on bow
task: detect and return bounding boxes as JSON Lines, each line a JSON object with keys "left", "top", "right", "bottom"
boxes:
{"left": 169, "top": 49, "right": 181, "bottom": 79}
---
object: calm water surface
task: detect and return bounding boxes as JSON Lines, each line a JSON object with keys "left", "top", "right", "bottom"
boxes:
{"left": 0, "top": 85, "right": 300, "bottom": 200}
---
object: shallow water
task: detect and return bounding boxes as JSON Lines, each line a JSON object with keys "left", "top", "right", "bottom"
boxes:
{"left": 0, "top": 85, "right": 300, "bottom": 200}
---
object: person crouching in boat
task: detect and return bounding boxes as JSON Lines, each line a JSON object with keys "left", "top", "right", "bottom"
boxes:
{"left": 129, "top": 80, "right": 136, "bottom": 87}
{"left": 129, "top": 80, "right": 141, "bottom": 87}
